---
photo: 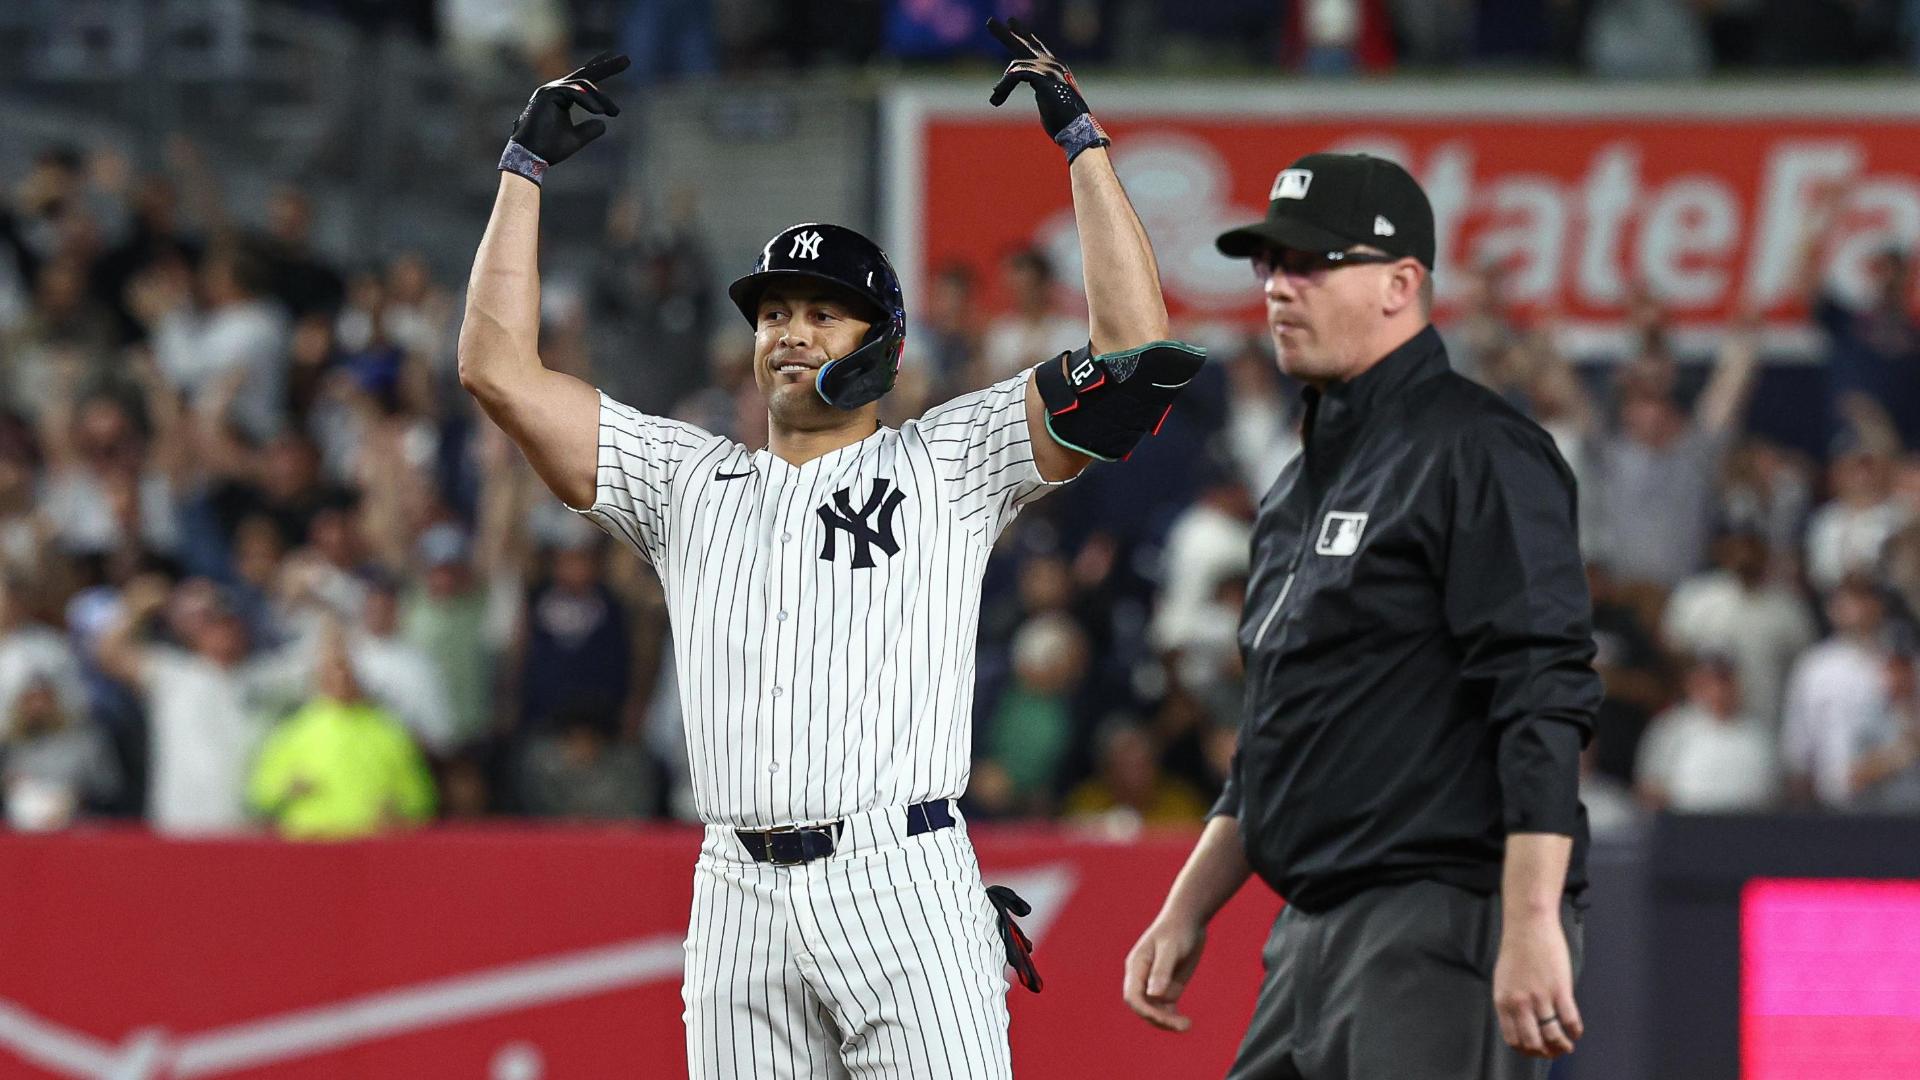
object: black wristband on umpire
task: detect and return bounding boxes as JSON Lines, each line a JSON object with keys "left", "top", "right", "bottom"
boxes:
{"left": 1033, "top": 340, "right": 1207, "bottom": 462}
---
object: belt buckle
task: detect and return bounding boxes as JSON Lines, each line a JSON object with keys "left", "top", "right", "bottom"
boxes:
{"left": 763, "top": 824, "right": 814, "bottom": 867}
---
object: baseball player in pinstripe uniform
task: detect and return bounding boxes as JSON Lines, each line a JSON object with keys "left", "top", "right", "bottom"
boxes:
{"left": 460, "top": 22, "right": 1203, "bottom": 1078}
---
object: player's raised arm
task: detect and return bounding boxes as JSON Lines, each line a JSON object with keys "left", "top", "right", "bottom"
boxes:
{"left": 457, "top": 52, "right": 628, "bottom": 511}
{"left": 986, "top": 18, "right": 1204, "bottom": 481}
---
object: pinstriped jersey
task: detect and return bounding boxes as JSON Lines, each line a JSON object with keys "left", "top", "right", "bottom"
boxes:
{"left": 571, "top": 371, "right": 1062, "bottom": 828}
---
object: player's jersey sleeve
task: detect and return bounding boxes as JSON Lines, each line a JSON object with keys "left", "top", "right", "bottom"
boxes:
{"left": 568, "top": 390, "right": 719, "bottom": 568}
{"left": 911, "top": 370, "right": 1072, "bottom": 542}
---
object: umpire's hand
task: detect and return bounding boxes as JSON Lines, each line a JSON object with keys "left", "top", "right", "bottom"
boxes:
{"left": 1122, "top": 915, "right": 1206, "bottom": 1032}
{"left": 1493, "top": 913, "right": 1584, "bottom": 1059}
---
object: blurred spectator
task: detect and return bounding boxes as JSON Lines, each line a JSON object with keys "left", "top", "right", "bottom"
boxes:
{"left": 402, "top": 522, "right": 497, "bottom": 747}
{"left": 256, "top": 187, "right": 345, "bottom": 319}
{"left": 1579, "top": 742, "right": 1640, "bottom": 838}
{"left": 1844, "top": 650, "right": 1920, "bottom": 812}
{"left": 140, "top": 243, "right": 291, "bottom": 444}
{"left": 1218, "top": 335, "right": 1300, "bottom": 494}
{"left": 249, "top": 625, "right": 435, "bottom": 839}
{"left": 94, "top": 574, "right": 304, "bottom": 833}
{"left": 518, "top": 702, "right": 656, "bottom": 819}
{"left": 347, "top": 568, "right": 457, "bottom": 756}
{"left": 1585, "top": 560, "right": 1671, "bottom": 783}
{"left": 1781, "top": 575, "right": 1894, "bottom": 808}
{"left": 38, "top": 375, "right": 186, "bottom": 565}
{"left": 917, "top": 263, "right": 984, "bottom": 398}
{"left": 1583, "top": 0, "right": 1712, "bottom": 77}
{"left": 1662, "top": 528, "right": 1816, "bottom": 731}
{"left": 978, "top": 248, "right": 1085, "bottom": 384}
{"left": 1063, "top": 718, "right": 1207, "bottom": 828}
{"left": 619, "top": 0, "right": 718, "bottom": 82}
{"left": 4, "top": 255, "right": 120, "bottom": 418}
{"left": 1805, "top": 436, "right": 1908, "bottom": 593}
{"left": 437, "top": 0, "right": 570, "bottom": 79}
{"left": 1797, "top": 191, "right": 1920, "bottom": 445}
{"left": 507, "top": 522, "right": 632, "bottom": 737}
{"left": 1, "top": 665, "right": 121, "bottom": 830}
{"left": 1635, "top": 655, "right": 1778, "bottom": 813}
{"left": 984, "top": 612, "right": 1089, "bottom": 811}
{"left": 590, "top": 189, "right": 713, "bottom": 415}
{"left": 1587, "top": 320, "right": 1759, "bottom": 588}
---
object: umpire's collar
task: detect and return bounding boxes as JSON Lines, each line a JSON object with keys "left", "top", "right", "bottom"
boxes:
{"left": 1304, "top": 323, "right": 1450, "bottom": 423}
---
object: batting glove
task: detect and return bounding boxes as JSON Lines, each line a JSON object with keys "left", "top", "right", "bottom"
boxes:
{"left": 499, "top": 52, "right": 629, "bottom": 186}
{"left": 986, "top": 884, "right": 1044, "bottom": 993}
{"left": 987, "top": 18, "right": 1109, "bottom": 164}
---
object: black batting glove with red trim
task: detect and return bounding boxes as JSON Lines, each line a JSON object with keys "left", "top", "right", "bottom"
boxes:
{"left": 986, "top": 884, "right": 1044, "bottom": 993}
{"left": 501, "top": 52, "right": 628, "bottom": 184}
{"left": 986, "top": 18, "right": 1109, "bottom": 162}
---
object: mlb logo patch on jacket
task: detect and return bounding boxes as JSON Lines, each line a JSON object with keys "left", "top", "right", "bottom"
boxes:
{"left": 1316, "top": 511, "right": 1368, "bottom": 557}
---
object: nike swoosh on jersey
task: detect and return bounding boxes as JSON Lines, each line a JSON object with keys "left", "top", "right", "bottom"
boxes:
{"left": 714, "top": 470, "right": 754, "bottom": 481}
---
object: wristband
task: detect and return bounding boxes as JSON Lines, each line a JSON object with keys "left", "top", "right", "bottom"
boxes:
{"left": 1053, "top": 114, "right": 1111, "bottom": 164}
{"left": 498, "top": 141, "right": 549, "bottom": 186}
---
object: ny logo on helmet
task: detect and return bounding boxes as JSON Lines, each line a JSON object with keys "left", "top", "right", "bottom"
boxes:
{"left": 789, "top": 230, "right": 824, "bottom": 260}
{"left": 818, "top": 479, "right": 905, "bottom": 569}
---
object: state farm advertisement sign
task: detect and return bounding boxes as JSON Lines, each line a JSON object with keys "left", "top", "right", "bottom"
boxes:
{"left": 888, "top": 85, "right": 1920, "bottom": 333}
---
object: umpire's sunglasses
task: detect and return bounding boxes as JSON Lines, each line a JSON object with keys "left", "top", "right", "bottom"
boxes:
{"left": 1251, "top": 247, "right": 1403, "bottom": 281}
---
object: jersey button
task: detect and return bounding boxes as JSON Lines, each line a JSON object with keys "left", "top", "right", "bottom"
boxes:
{"left": 768, "top": 762, "right": 781, "bottom": 774}
{"left": 776, "top": 610, "right": 788, "bottom": 622}
{"left": 771, "top": 686, "right": 784, "bottom": 697}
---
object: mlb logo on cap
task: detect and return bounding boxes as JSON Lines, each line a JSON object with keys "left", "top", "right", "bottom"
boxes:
{"left": 1271, "top": 169, "right": 1314, "bottom": 201}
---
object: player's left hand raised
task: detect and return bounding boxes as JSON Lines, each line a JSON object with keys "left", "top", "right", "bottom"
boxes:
{"left": 1492, "top": 913, "right": 1583, "bottom": 1059}
{"left": 986, "top": 18, "right": 1109, "bottom": 162}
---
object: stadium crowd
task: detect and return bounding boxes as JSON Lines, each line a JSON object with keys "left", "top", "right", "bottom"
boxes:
{"left": 284, "top": 0, "right": 1920, "bottom": 83}
{"left": 1, "top": 107, "right": 1918, "bottom": 838}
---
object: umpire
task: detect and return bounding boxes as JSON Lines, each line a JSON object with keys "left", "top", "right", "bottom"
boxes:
{"left": 1123, "top": 152, "right": 1600, "bottom": 1079}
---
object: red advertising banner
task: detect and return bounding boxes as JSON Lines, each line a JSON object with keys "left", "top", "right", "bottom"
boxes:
{"left": 0, "top": 826, "right": 1281, "bottom": 1080}
{"left": 887, "top": 85, "right": 1920, "bottom": 346}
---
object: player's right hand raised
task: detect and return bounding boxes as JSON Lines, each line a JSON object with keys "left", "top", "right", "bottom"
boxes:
{"left": 501, "top": 52, "right": 629, "bottom": 181}
{"left": 1123, "top": 915, "right": 1207, "bottom": 1032}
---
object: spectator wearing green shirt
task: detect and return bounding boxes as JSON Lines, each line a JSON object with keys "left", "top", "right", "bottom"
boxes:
{"left": 250, "top": 627, "right": 434, "bottom": 839}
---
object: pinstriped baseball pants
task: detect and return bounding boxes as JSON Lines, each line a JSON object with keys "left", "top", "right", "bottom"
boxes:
{"left": 683, "top": 804, "right": 1014, "bottom": 1079}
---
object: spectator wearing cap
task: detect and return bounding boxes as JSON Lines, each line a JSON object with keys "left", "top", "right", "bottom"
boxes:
{"left": 1, "top": 661, "right": 122, "bottom": 830}
{"left": 1781, "top": 575, "right": 1896, "bottom": 808}
{"left": 978, "top": 246, "right": 1087, "bottom": 383}
{"left": 506, "top": 524, "right": 631, "bottom": 739}
{"left": 249, "top": 625, "right": 434, "bottom": 840}
{"left": 1805, "top": 433, "right": 1909, "bottom": 594}
{"left": 1662, "top": 528, "right": 1817, "bottom": 734}
{"left": 402, "top": 522, "right": 495, "bottom": 747}
{"left": 1635, "top": 655, "right": 1778, "bottom": 814}
{"left": 94, "top": 574, "right": 308, "bottom": 833}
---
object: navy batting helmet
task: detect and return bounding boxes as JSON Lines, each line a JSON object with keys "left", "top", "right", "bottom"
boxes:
{"left": 728, "top": 222, "right": 906, "bottom": 410}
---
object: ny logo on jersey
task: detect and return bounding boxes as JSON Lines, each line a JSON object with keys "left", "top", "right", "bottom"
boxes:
{"left": 789, "top": 230, "right": 824, "bottom": 259}
{"left": 817, "top": 479, "right": 906, "bottom": 569}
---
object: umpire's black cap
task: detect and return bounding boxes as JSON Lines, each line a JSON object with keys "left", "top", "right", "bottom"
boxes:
{"left": 1216, "top": 152, "right": 1436, "bottom": 269}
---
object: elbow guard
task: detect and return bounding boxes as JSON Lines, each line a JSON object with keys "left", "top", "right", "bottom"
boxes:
{"left": 1033, "top": 340, "right": 1206, "bottom": 462}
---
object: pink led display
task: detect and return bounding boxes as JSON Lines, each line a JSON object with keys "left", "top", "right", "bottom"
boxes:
{"left": 1743, "top": 879, "right": 1920, "bottom": 1080}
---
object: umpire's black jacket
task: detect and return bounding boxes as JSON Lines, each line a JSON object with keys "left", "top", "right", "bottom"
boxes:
{"left": 1216, "top": 324, "right": 1601, "bottom": 914}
